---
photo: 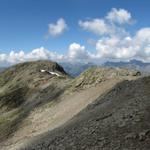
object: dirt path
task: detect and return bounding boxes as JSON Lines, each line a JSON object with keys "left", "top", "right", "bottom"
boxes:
{"left": 1, "top": 79, "right": 121, "bottom": 150}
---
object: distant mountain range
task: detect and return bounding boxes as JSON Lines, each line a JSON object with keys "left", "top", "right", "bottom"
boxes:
{"left": 103, "top": 59, "right": 150, "bottom": 74}
{"left": 0, "top": 59, "right": 150, "bottom": 77}
{"left": 0, "top": 67, "right": 6, "bottom": 73}
{"left": 60, "top": 62, "right": 96, "bottom": 77}
{"left": 60, "top": 60, "right": 150, "bottom": 77}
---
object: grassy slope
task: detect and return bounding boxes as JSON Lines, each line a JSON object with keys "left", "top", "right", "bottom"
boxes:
{"left": 0, "top": 60, "right": 69, "bottom": 141}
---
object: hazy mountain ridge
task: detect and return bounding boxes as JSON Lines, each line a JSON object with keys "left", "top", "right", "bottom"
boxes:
{"left": 60, "top": 62, "right": 96, "bottom": 77}
{"left": 0, "top": 67, "right": 6, "bottom": 73}
{"left": 59, "top": 59, "right": 150, "bottom": 77}
{"left": 103, "top": 59, "right": 150, "bottom": 74}
{"left": 1, "top": 59, "right": 149, "bottom": 77}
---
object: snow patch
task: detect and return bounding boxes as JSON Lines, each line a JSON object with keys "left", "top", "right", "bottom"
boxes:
{"left": 40, "top": 69, "right": 61, "bottom": 76}
{"left": 49, "top": 71, "right": 60, "bottom": 76}
{"left": 40, "top": 69, "right": 46, "bottom": 73}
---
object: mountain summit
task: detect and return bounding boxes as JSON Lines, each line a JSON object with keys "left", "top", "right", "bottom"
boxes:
{"left": 0, "top": 60, "right": 70, "bottom": 145}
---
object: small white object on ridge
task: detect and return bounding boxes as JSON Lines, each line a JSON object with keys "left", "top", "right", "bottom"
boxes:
{"left": 40, "top": 69, "right": 61, "bottom": 77}
{"left": 49, "top": 71, "right": 60, "bottom": 76}
{"left": 40, "top": 69, "right": 46, "bottom": 73}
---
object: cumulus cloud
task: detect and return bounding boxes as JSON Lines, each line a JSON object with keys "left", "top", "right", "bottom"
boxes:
{"left": 1, "top": 27, "right": 150, "bottom": 64}
{"left": 135, "top": 28, "right": 150, "bottom": 42}
{"left": 0, "top": 53, "right": 7, "bottom": 62}
{"left": 0, "top": 47, "right": 64, "bottom": 64}
{"left": 48, "top": 18, "right": 68, "bottom": 37}
{"left": 0, "top": 43, "right": 91, "bottom": 64}
{"left": 95, "top": 36, "right": 136, "bottom": 59}
{"left": 133, "top": 28, "right": 150, "bottom": 60}
{"left": 106, "top": 8, "right": 132, "bottom": 24}
{"left": 79, "top": 19, "right": 109, "bottom": 35}
{"left": 68, "top": 43, "right": 90, "bottom": 60}
{"left": 91, "top": 28, "right": 150, "bottom": 61}
{"left": 8, "top": 50, "right": 25, "bottom": 63}
{"left": 0, "top": 8, "right": 150, "bottom": 65}
{"left": 78, "top": 8, "right": 150, "bottom": 62}
{"left": 79, "top": 8, "right": 132, "bottom": 36}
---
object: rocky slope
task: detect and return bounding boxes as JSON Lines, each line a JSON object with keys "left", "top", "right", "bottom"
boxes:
{"left": 72, "top": 67, "right": 141, "bottom": 89}
{"left": 0, "top": 61, "right": 145, "bottom": 150}
{"left": 22, "top": 75, "right": 150, "bottom": 150}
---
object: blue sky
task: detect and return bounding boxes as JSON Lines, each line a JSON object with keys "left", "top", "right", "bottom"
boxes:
{"left": 0, "top": 0, "right": 150, "bottom": 65}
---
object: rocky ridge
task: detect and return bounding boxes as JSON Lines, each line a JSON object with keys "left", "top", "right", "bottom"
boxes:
{"left": 0, "top": 60, "right": 148, "bottom": 150}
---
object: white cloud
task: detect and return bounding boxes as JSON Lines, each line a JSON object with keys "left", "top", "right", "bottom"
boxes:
{"left": 106, "top": 8, "right": 132, "bottom": 24}
{"left": 133, "top": 28, "right": 150, "bottom": 61}
{"left": 92, "top": 28, "right": 150, "bottom": 61}
{"left": 0, "top": 47, "right": 64, "bottom": 64}
{"left": 79, "top": 19, "right": 109, "bottom": 35}
{"left": 78, "top": 8, "right": 150, "bottom": 62}
{"left": 0, "top": 8, "right": 150, "bottom": 65}
{"left": 0, "top": 27, "right": 150, "bottom": 64}
{"left": 0, "top": 53, "right": 7, "bottom": 61}
{"left": 0, "top": 44, "right": 90, "bottom": 64}
{"left": 26, "top": 47, "right": 64, "bottom": 61}
{"left": 68, "top": 43, "right": 90, "bottom": 60}
{"left": 79, "top": 9, "right": 130, "bottom": 36}
{"left": 95, "top": 36, "right": 136, "bottom": 60}
{"left": 48, "top": 18, "right": 68, "bottom": 37}
{"left": 135, "top": 28, "right": 150, "bottom": 42}
{"left": 9, "top": 50, "right": 25, "bottom": 63}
